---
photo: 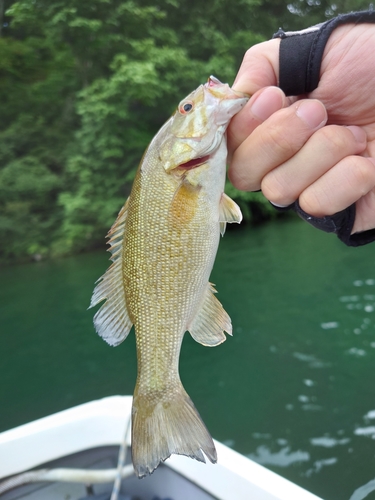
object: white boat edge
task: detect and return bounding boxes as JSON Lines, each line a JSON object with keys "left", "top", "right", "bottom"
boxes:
{"left": 0, "top": 395, "right": 324, "bottom": 500}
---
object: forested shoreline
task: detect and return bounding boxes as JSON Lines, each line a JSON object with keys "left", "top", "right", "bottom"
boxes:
{"left": 0, "top": 0, "right": 369, "bottom": 263}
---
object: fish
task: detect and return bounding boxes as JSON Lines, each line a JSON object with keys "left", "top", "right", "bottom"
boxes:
{"left": 90, "top": 76, "right": 248, "bottom": 477}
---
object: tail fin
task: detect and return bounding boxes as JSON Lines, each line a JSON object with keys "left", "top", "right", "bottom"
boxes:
{"left": 131, "top": 387, "right": 217, "bottom": 477}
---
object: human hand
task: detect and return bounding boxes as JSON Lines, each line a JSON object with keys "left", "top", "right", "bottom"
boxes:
{"left": 227, "top": 24, "right": 375, "bottom": 234}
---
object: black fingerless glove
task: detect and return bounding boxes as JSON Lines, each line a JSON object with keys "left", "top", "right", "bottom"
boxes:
{"left": 272, "top": 201, "right": 375, "bottom": 247}
{"left": 271, "top": 10, "right": 375, "bottom": 246}
{"left": 273, "top": 10, "right": 375, "bottom": 96}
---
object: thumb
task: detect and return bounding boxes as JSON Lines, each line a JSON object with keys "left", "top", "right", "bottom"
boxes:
{"left": 232, "top": 38, "right": 281, "bottom": 94}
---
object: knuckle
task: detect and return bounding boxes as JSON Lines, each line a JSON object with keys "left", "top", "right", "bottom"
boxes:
{"left": 261, "top": 171, "right": 294, "bottom": 205}
{"left": 229, "top": 152, "right": 262, "bottom": 191}
{"left": 261, "top": 123, "right": 295, "bottom": 158}
{"left": 318, "top": 125, "right": 354, "bottom": 153}
{"left": 229, "top": 166, "right": 259, "bottom": 191}
{"left": 243, "top": 40, "right": 269, "bottom": 61}
{"left": 243, "top": 46, "right": 257, "bottom": 61}
{"left": 351, "top": 158, "right": 375, "bottom": 191}
{"left": 299, "top": 191, "right": 325, "bottom": 216}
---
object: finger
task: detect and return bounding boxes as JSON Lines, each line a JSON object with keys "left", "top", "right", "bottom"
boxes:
{"left": 228, "top": 86, "right": 286, "bottom": 158}
{"left": 232, "top": 39, "right": 281, "bottom": 95}
{"left": 299, "top": 156, "right": 375, "bottom": 218}
{"left": 229, "top": 99, "right": 328, "bottom": 191}
{"left": 261, "top": 125, "right": 367, "bottom": 207}
{"left": 354, "top": 186, "right": 375, "bottom": 233}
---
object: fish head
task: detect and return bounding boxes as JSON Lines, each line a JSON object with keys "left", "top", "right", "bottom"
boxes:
{"left": 160, "top": 76, "right": 249, "bottom": 173}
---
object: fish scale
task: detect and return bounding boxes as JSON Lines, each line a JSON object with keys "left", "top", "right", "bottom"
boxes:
{"left": 90, "top": 76, "right": 248, "bottom": 477}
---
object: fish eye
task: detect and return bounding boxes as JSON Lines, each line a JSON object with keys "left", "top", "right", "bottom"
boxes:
{"left": 179, "top": 101, "right": 194, "bottom": 115}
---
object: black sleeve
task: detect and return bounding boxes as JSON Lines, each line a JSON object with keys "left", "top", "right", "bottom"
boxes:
{"left": 270, "top": 11, "right": 375, "bottom": 246}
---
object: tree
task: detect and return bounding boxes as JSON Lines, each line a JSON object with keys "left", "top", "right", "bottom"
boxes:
{"left": 46, "top": 0, "right": 266, "bottom": 253}
{"left": 0, "top": 21, "right": 78, "bottom": 260}
{"left": 1, "top": 0, "right": 371, "bottom": 261}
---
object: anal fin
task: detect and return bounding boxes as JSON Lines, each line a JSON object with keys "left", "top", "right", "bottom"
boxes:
{"left": 219, "top": 192, "right": 242, "bottom": 236}
{"left": 188, "top": 283, "right": 232, "bottom": 346}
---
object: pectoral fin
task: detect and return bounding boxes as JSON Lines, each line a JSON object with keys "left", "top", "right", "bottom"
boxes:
{"left": 219, "top": 192, "right": 242, "bottom": 236}
{"left": 188, "top": 283, "right": 232, "bottom": 346}
{"left": 89, "top": 199, "right": 133, "bottom": 346}
{"left": 169, "top": 179, "right": 200, "bottom": 225}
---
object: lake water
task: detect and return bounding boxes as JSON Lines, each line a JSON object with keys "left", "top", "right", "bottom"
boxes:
{"left": 1, "top": 217, "right": 375, "bottom": 500}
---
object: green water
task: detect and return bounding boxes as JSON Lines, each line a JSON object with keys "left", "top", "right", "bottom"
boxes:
{"left": 2, "top": 217, "right": 375, "bottom": 500}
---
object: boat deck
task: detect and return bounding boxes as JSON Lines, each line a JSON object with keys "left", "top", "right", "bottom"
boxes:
{"left": 1, "top": 445, "right": 215, "bottom": 500}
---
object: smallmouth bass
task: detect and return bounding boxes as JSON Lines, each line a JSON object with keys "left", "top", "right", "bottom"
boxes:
{"left": 90, "top": 76, "right": 248, "bottom": 477}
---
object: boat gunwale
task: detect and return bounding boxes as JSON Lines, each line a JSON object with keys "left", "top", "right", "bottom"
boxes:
{"left": 0, "top": 395, "right": 324, "bottom": 500}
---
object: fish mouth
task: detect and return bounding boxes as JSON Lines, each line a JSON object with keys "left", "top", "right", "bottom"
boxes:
{"left": 206, "top": 75, "right": 250, "bottom": 100}
{"left": 177, "top": 154, "right": 210, "bottom": 170}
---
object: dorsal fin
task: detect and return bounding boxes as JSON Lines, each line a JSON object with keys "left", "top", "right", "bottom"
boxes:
{"left": 188, "top": 283, "right": 232, "bottom": 346}
{"left": 219, "top": 192, "right": 242, "bottom": 236}
{"left": 89, "top": 199, "right": 133, "bottom": 346}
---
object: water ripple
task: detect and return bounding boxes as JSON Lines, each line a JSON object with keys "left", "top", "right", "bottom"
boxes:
{"left": 248, "top": 445, "right": 310, "bottom": 467}
{"left": 293, "top": 352, "right": 331, "bottom": 368}
{"left": 354, "top": 426, "right": 375, "bottom": 438}
{"left": 310, "top": 436, "right": 350, "bottom": 448}
{"left": 321, "top": 321, "right": 339, "bottom": 330}
{"left": 305, "top": 457, "right": 337, "bottom": 477}
{"left": 347, "top": 348, "right": 367, "bottom": 357}
{"left": 350, "top": 478, "right": 375, "bottom": 500}
{"left": 364, "top": 410, "right": 375, "bottom": 420}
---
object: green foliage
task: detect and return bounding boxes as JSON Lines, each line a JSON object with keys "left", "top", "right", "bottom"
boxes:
{"left": 0, "top": 156, "right": 62, "bottom": 258}
{"left": 0, "top": 0, "right": 368, "bottom": 261}
{"left": 0, "top": 22, "right": 78, "bottom": 261}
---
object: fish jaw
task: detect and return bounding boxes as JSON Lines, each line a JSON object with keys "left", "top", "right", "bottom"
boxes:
{"left": 161, "top": 76, "right": 248, "bottom": 173}
{"left": 205, "top": 75, "right": 249, "bottom": 106}
{"left": 214, "top": 93, "right": 249, "bottom": 127}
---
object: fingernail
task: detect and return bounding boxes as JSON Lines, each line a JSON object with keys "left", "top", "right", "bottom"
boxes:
{"left": 250, "top": 87, "right": 284, "bottom": 122}
{"left": 295, "top": 100, "right": 327, "bottom": 129}
{"left": 346, "top": 126, "right": 366, "bottom": 144}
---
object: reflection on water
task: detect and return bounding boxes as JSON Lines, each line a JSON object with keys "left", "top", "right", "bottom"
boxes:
{"left": 364, "top": 409, "right": 375, "bottom": 420}
{"left": 310, "top": 436, "right": 350, "bottom": 447}
{"left": 292, "top": 352, "right": 331, "bottom": 368}
{"left": 347, "top": 347, "right": 367, "bottom": 357}
{"left": 3, "top": 218, "right": 375, "bottom": 499}
{"left": 320, "top": 321, "right": 339, "bottom": 329}
{"left": 354, "top": 426, "right": 375, "bottom": 438}
{"left": 350, "top": 479, "right": 375, "bottom": 500}
{"left": 304, "top": 379, "right": 315, "bottom": 387}
{"left": 354, "top": 409, "right": 375, "bottom": 440}
{"left": 305, "top": 457, "right": 337, "bottom": 477}
{"left": 248, "top": 444, "right": 310, "bottom": 467}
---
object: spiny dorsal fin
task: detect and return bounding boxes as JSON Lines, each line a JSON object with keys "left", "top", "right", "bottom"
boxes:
{"left": 219, "top": 192, "right": 242, "bottom": 236}
{"left": 89, "top": 199, "right": 133, "bottom": 346}
{"left": 188, "top": 283, "right": 232, "bottom": 346}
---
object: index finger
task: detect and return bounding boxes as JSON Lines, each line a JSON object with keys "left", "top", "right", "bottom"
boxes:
{"left": 227, "top": 86, "right": 286, "bottom": 157}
